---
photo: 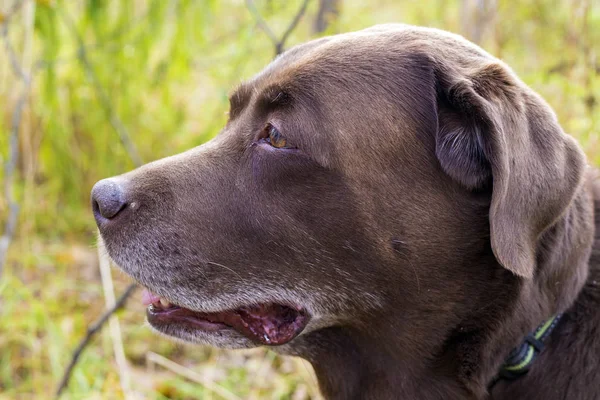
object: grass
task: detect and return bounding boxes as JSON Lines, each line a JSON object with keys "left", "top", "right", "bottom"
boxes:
{"left": 0, "top": 0, "right": 598, "bottom": 398}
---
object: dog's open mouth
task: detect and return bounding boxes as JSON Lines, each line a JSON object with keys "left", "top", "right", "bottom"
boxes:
{"left": 143, "top": 290, "right": 309, "bottom": 345}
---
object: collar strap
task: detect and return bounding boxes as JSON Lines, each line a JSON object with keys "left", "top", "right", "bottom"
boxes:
{"left": 490, "top": 313, "right": 563, "bottom": 387}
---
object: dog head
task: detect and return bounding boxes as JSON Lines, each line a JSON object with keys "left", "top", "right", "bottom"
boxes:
{"left": 92, "top": 25, "right": 589, "bottom": 376}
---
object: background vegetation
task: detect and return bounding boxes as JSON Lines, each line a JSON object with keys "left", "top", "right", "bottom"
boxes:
{"left": 0, "top": 0, "right": 598, "bottom": 398}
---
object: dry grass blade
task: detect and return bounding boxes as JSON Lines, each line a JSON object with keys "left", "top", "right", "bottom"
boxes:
{"left": 146, "top": 351, "right": 243, "bottom": 400}
{"left": 97, "top": 238, "right": 134, "bottom": 399}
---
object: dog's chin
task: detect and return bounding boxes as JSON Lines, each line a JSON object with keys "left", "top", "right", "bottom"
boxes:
{"left": 148, "top": 319, "right": 260, "bottom": 349}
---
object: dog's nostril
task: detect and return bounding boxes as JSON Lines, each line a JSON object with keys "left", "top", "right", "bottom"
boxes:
{"left": 92, "top": 198, "right": 100, "bottom": 214}
{"left": 91, "top": 178, "right": 128, "bottom": 220}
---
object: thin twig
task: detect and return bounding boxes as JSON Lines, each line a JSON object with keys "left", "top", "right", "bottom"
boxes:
{"left": 277, "top": 0, "right": 310, "bottom": 54}
{"left": 58, "top": 7, "right": 143, "bottom": 167}
{"left": 245, "top": 0, "right": 279, "bottom": 46}
{"left": 55, "top": 283, "right": 137, "bottom": 398}
{"left": 0, "top": 0, "right": 31, "bottom": 277}
{"left": 245, "top": 0, "right": 311, "bottom": 56}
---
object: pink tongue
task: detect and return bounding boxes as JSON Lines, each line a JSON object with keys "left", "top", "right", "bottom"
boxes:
{"left": 142, "top": 289, "right": 161, "bottom": 306}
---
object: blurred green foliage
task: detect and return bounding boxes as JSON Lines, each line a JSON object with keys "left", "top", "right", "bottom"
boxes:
{"left": 0, "top": 0, "right": 598, "bottom": 398}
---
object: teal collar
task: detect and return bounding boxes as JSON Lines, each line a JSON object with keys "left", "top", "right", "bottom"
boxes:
{"left": 489, "top": 314, "right": 563, "bottom": 389}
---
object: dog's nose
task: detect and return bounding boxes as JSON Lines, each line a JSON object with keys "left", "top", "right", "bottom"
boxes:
{"left": 91, "top": 178, "right": 128, "bottom": 220}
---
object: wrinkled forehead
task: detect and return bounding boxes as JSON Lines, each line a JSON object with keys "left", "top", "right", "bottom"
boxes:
{"left": 250, "top": 31, "right": 399, "bottom": 90}
{"left": 262, "top": 32, "right": 435, "bottom": 120}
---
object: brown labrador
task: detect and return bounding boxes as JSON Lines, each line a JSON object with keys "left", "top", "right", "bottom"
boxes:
{"left": 91, "top": 25, "right": 600, "bottom": 399}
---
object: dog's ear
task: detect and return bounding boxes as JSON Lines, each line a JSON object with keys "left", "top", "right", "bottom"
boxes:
{"left": 434, "top": 60, "right": 586, "bottom": 278}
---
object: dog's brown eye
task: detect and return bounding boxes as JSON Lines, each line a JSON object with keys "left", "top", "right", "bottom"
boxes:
{"left": 265, "top": 124, "right": 289, "bottom": 149}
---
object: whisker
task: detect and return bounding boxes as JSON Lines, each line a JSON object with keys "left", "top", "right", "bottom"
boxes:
{"left": 206, "top": 261, "right": 244, "bottom": 280}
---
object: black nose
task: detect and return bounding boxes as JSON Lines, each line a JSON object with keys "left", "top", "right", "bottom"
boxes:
{"left": 91, "top": 179, "right": 128, "bottom": 220}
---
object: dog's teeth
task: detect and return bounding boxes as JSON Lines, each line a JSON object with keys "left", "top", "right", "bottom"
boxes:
{"left": 160, "top": 298, "right": 171, "bottom": 308}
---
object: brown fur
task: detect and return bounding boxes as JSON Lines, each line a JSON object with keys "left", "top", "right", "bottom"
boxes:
{"left": 92, "top": 25, "right": 600, "bottom": 399}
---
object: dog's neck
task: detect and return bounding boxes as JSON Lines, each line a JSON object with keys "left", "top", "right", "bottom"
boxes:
{"left": 285, "top": 326, "right": 473, "bottom": 400}
{"left": 285, "top": 173, "right": 597, "bottom": 400}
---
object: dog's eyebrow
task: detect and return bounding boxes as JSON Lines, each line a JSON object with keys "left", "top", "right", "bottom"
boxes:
{"left": 229, "top": 83, "right": 292, "bottom": 120}
{"left": 229, "top": 83, "right": 252, "bottom": 119}
{"left": 256, "top": 85, "right": 292, "bottom": 115}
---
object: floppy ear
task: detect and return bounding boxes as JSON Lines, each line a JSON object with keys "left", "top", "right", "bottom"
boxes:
{"left": 434, "top": 60, "right": 587, "bottom": 278}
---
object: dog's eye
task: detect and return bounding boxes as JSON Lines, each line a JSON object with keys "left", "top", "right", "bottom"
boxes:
{"left": 264, "top": 124, "right": 291, "bottom": 149}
